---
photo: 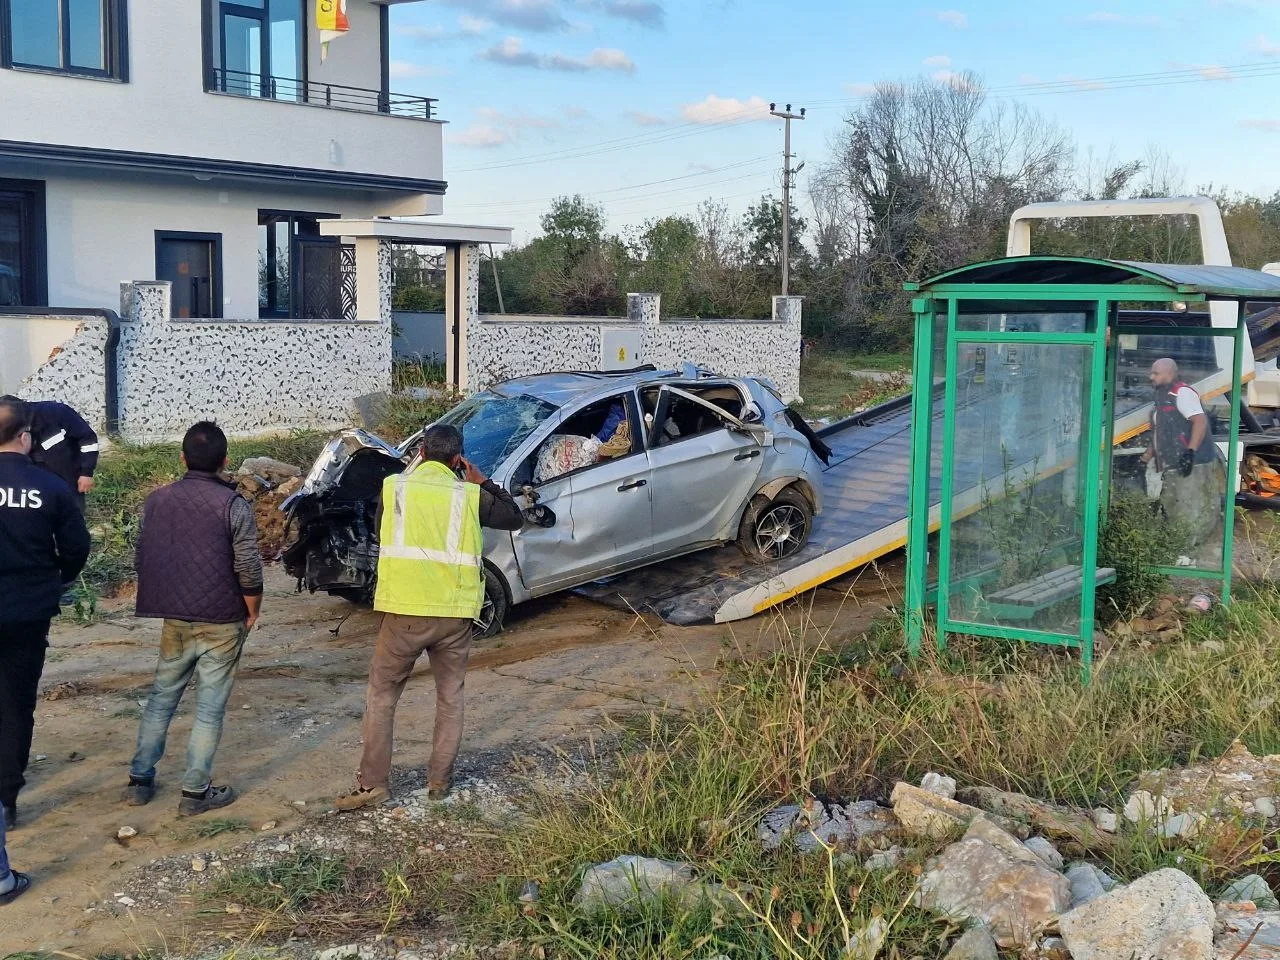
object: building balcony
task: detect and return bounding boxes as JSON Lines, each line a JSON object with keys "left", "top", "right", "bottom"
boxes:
{"left": 208, "top": 67, "right": 439, "bottom": 122}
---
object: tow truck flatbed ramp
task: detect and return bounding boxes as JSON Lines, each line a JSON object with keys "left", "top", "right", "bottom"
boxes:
{"left": 576, "top": 395, "right": 924, "bottom": 625}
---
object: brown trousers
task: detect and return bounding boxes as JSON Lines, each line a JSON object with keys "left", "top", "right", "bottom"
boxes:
{"left": 358, "top": 613, "right": 472, "bottom": 790}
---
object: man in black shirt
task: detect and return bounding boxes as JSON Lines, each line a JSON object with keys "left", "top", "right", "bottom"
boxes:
{"left": 0, "top": 397, "right": 101, "bottom": 514}
{"left": 0, "top": 397, "right": 91, "bottom": 828}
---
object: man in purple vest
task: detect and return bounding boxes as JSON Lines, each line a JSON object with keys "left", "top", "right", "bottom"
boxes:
{"left": 124, "top": 422, "right": 263, "bottom": 817}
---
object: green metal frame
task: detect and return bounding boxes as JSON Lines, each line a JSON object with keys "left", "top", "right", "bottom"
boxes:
{"left": 904, "top": 266, "right": 1252, "bottom": 683}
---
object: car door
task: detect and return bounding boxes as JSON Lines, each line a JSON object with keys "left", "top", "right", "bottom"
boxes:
{"left": 509, "top": 391, "right": 654, "bottom": 595}
{"left": 645, "top": 383, "right": 767, "bottom": 557}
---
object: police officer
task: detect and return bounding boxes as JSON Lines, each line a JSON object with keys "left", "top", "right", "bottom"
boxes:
{"left": 0, "top": 397, "right": 91, "bottom": 829}
{"left": 4, "top": 397, "right": 101, "bottom": 513}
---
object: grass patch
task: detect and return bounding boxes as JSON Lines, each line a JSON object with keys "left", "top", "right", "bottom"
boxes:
{"left": 470, "top": 580, "right": 1280, "bottom": 957}
{"left": 211, "top": 850, "right": 347, "bottom": 914}
{"left": 79, "top": 430, "right": 329, "bottom": 600}
{"left": 189, "top": 817, "right": 251, "bottom": 840}
{"left": 795, "top": 350, "right": 911, "bottom": 420}
{"left": 375, "top": 355, "right": 458, "bottom": 443}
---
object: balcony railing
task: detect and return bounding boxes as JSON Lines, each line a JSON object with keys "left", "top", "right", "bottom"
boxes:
{"left": 208, "top": 67, "right": 439, "bottom": 121}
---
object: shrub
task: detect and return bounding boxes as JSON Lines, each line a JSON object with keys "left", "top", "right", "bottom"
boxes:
{"left": 1097, "top": 491, "right": 1191, "bottom": 620}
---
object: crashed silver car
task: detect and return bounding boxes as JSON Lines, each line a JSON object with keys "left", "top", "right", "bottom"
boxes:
{"left": 282, "top": 364, "right": 829, "bottom": 635}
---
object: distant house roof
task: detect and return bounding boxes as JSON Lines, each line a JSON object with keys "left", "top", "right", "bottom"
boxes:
{"left": 909, "top": 256, "right": 1280, "bottom": 300}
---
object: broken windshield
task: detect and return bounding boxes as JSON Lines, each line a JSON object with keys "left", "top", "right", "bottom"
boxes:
{"left": 437, "top": 392, "right": 558, "bottom": 475}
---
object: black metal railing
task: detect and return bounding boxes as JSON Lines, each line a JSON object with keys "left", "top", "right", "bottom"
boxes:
{"left": 209, "top": 67, "right": 438, "bottom": 121}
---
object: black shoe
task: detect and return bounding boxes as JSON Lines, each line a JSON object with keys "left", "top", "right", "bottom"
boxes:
{"left": 177, "top": 784, "right": 237, "bottom": 818}
{"left": 2, "top": 804, "right": 15, "bottom": 829}
{"left": 0, "top": 872, "right": 31, "bottom": 906}
{"left": 123, "top": 778, "right": 155, "bottom": 807}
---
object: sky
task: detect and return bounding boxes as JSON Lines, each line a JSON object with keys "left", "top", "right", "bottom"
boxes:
{"left": 382, "top": 0, "right": 1280, "bottom": 243}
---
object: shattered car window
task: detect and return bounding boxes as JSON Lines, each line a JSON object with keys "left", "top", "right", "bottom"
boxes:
{"left": 437, "top": 392, "right": 558, "bottom": 475}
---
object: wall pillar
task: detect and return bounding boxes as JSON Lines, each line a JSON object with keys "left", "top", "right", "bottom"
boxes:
{"left": 772, "top": 295, "right": 804, "bottom": 400}
{"left": 445, "top": 243, "right": 481, "bottom": 391}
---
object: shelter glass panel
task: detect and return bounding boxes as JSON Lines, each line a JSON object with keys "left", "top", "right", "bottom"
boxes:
{"left": 957, "top": 300, "right": 1096, "bottom": 334}
{"left": 944, "top": 341, "right": 1094, "bottom": 635}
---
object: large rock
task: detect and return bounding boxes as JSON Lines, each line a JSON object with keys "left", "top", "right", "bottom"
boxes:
{"left": 1059, "top": 868, "right": 1214, "bottom": 960}
{"left": 891, "top": 782, "right": 1027, "bottom": 841}
{"left": 758, "top": 799, "right": 894, "bottom": 853}
{"left": 238, "top": 456, "right": 302, "bottom": 483}
{"left": 1136, "top": 740, "right": 1280, "bottom": 821}
{"left": 921, "top": 772, "right": 958, "bottom": 800}
{"left": 573, "top": 856, "right": 694, "bottom": 911}
{"left": 916, "top": 817, "right": 1071, "bottom": 948}
{"left": 944, "top": 926, "right": 999, "bottom": 960}
{"left": 1219, "top": 875, "right": 1279, "bottom": 910}
{"left": 1065, "top": 862, "right": 1119, "bottom": 909}
{"left": 1023, "top": 836, "right": 1064, "bottom": 870}
{"left": 1216, "top": 906, "right": 1280, "bottom": 959}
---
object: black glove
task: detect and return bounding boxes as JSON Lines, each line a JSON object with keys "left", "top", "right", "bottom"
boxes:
{"left": 1179, "top": 448, "right": 1195, "bottom": 477}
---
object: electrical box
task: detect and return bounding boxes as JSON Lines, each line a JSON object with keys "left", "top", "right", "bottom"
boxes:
{"left": 601, "top": 328, "right": 643, "bottom": 370}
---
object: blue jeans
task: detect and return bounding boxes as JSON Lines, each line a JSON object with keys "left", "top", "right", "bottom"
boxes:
{"left": 130, "top": 620, "right": 247, "bottom": 794}
{"left": 0, "top": 800, "right": 10, "bottom": 881}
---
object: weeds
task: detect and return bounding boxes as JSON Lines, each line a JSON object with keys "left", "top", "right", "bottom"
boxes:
{"left": 211, "top": 850, "right": 347, "bottom": 914}
{"left": 190, "top": 817, "right": 251, "bottom": 840}
{"left": 375, "top": 355, "right": 457, "bottom": 442}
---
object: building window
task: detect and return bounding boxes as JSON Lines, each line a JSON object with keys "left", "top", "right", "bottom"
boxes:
{"left": 2, "top": 0, "right": 129, "bottom": 79}
{"left": 210, "top": 0, "right": 304, "bottom": 101}
{"left": 0, "top": 179, "right": 47, "bottom": 307}
{"left": 156, "top": 232, "right": 222, "bottom": 319}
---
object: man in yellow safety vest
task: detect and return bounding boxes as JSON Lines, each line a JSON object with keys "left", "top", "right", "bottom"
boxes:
{"left": 336, "top": 425, "right": 522, "bottom": 810}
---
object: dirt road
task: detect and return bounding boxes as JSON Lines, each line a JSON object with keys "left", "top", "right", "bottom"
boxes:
{"left": 1, "top": 563, "right": 895, "bottom": 955}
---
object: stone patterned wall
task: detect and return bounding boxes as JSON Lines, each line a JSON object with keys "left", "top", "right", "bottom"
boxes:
{"left": 16, "top": 316, "right": 111, "bottom": 429}
{"left": 116, "top": 241, "right": 393, "bottom": 442}
{"left": 462, "top": 248, "right": 802, "bottom": 399}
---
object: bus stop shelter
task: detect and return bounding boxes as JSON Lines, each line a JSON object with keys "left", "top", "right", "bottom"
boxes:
{"left": 902, "top": 256, "right": 1280, "bottom": 681}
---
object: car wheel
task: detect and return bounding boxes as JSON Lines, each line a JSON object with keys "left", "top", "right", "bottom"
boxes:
{"left": 738, "top": 488, "right": 812, "bottom": 563}
{"left": 473, "top": 565, "right": 508, "bottom": 640}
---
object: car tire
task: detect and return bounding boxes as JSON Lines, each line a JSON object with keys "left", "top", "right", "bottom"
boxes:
{"left": 738, "top": 487, "right": 813, "bottom": 563}
{"left": 473, "top": 565, "right": 508, "bottom": 640}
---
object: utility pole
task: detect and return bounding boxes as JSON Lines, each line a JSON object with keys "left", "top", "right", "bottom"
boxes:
{"left": 769, "top": 102, "right": 805, "bottom": 296}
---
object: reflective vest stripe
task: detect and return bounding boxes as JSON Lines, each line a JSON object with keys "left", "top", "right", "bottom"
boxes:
{"left": 379, "top": 543, "right": 481, "bottom": 566}
{"left": 388, "top": 476, "right": 478, "bottom": 566}
{"left": 41, "top": 429, "right": 66, "bottom": 450}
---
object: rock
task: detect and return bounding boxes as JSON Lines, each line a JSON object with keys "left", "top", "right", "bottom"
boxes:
{"left": 116, "top": 895, "right": 136, "bottom": 907}
{"left": 260, "top": 820, "right": 277, "bottom": 831}
{"left": 1038, "top": 936, "right": 1071, "bottom": 960}
{"left": 891, "top": 782, "right": 1026, "bottom": 841}
{"left": 191, "top": 857, "right": 206, "bottom": 873}
{"left": 519, "top": 880, "right": 540, "bottom": 904}
{"left": 277, "top": 477, "right": 303, "bottom": 497}
{"left": 1059, "top": 868, "right": 1213, "bottom": 960}
{"left": 864, "top": 845, "right": 907, "bottom": 872}
{"left": 1065, "top": 862, "right": 1119, "bottom": 908}
{"left": 921, "top": 772, "right": 958, "bottom": 800}
{"left": 116, "top": 826, "right": 137, "bottom": 841}
{"left": 1256, "top": 797, "right": 1277, "bottom": 819}
{"left": 1216, "top": 905, "right": 1280, "bottom": 959}
{"left": 758, "top": 799, "right": 894, "bottom": 852}
{"left": 1023, "top": 837, "right": 1065, "bottom": 870}
{"left": 1091, "top": 808, "right": 1119, "bottom": 833}
{"left": 1219, "top": 875, "right": 1279, "bottom": 910}
{"left": 917, "top": 816, "right": 1071, "bottom": 947}
{"left": 845, "top": 916, "right": 889, "bottom": 960}
{"left": 943, "top": 925, "right": 999, "bottom": 960}
{"left": 573, "top": 855, "right": 695, "bottom": 911}
{"left": 1135, "top": 741, "right": 1280, "bottom": 822}
{"left": 238, "top": 456, "right": 301, "bottom": 483}
{"left": 1124, "top": 790, "right": 1173, "bottom": 825}
{"left": 314, "top": 946, "right": 383, "bottom": 960}
{"left": 1162, "top": 812, "right": 1206, "bottom": 840}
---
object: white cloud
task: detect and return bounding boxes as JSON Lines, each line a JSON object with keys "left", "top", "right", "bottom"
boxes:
{"left": 388, "top": 60, "right": 448, "bottom": 79}
{"left": 478, "top": 36, "right": 635, "bottom": 72}
{"left": 1242, "top": 118, "right": 1280, "bottom": 131}
{"left": 923, "top": 54, "right": 951, "bottom": 67}
{"left": 459, "top": 15, "right": 494, "bottom": 34}
{"left": 846, "top": 82, "right": 878, "bottom": 95}
{"left": 627, "top": 109, "right": 669, "bottom": 125}
{"left": 1252, "top": 33, "right": 1280, "bottom": 55}
{"left": 679, "top": 94, "right": 773, "bottom": 124}
{"left": 1078, "top": 11, "right": 1166, "bottom": 26}
{"left": 576, "top": 0, "right": 666, "bottom": 27}
{"left": 933, "top": 9, "right": 968, "bottom": 27}
{"left": 446, "top": 124, "right": 511, "bottom": 148}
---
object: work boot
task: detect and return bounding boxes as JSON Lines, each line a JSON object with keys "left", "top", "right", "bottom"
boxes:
{"left": 335, "top": 784, "right": 390, "bottom": 812}
{"left": 0, "top": 872, "right": 31, "bottom": 906}
{"left": 177, "top": 784, "right": 237, "bottom": 818}
{"left": 123, "top": 777, "right": 155, "bottom": 806}
{"left": 426, "top": 781, "right": 451, "bottom": 802}
{"left": 2, "top": 803, "right": 15, "bottom": 829}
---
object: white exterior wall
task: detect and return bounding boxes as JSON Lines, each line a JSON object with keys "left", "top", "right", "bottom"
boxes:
{"left": 14, "top": 169, "right": 386, "bottom": 312}
{"left": 0, "top": 1, "right": 442, "bottom": 186}
{"left": 15, "top": 317, "right": 111, "bottom": 430}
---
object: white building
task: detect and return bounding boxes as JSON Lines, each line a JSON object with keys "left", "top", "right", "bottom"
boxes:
{"left": 0, "top": 0, "right": 443, "bottom": 319}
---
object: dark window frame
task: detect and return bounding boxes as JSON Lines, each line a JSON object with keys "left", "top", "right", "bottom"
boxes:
{"left": 257, "top": 209, "right": 338, "bottom": 319}
{"left": 0, "top": 177, "right": 48, "bottom": 307}
{"left": 204, "top": 0, "right": 307, "bottom": 101}
{"left": 155, "top": 230, "right": 223, "bottom": 320}
{"left": 0, "top": 0, "right": 130, "bottom": 81}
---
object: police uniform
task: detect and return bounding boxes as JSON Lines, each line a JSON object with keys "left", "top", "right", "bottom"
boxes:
{"left": 0, "top": 451, "right": 91, "bottom": 822}
{"left": 28, "top": 401, "right": 100, "bottom": 513}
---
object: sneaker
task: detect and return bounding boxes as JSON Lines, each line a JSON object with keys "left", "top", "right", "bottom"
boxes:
{"left": 177, "top": 784, "right": 237, "bottom": 818}
{"left": 123, "top": 778, "right": 155, "bottom": 806}
{"left": 2, "top": 804, "right": 15, "bottom": 829}
{"left": 334, "top": 785, "right": 390, "bottom": 812}
{"left": 0, "top": 872, "right": 31, "bottom": 906}
{"left": 426, "top": 782, "right": 451, "bottom": 801}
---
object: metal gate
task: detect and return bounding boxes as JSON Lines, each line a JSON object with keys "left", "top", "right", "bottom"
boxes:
{"left": 294, "top": 239, "right": 356, "bottom": 320}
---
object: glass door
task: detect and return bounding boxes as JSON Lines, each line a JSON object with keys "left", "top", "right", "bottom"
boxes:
{"left": 0, "top": 180, "right": 46, "bottom": 308}
{"left": 219, "top": 3, "right": 266, "bottom": 96}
